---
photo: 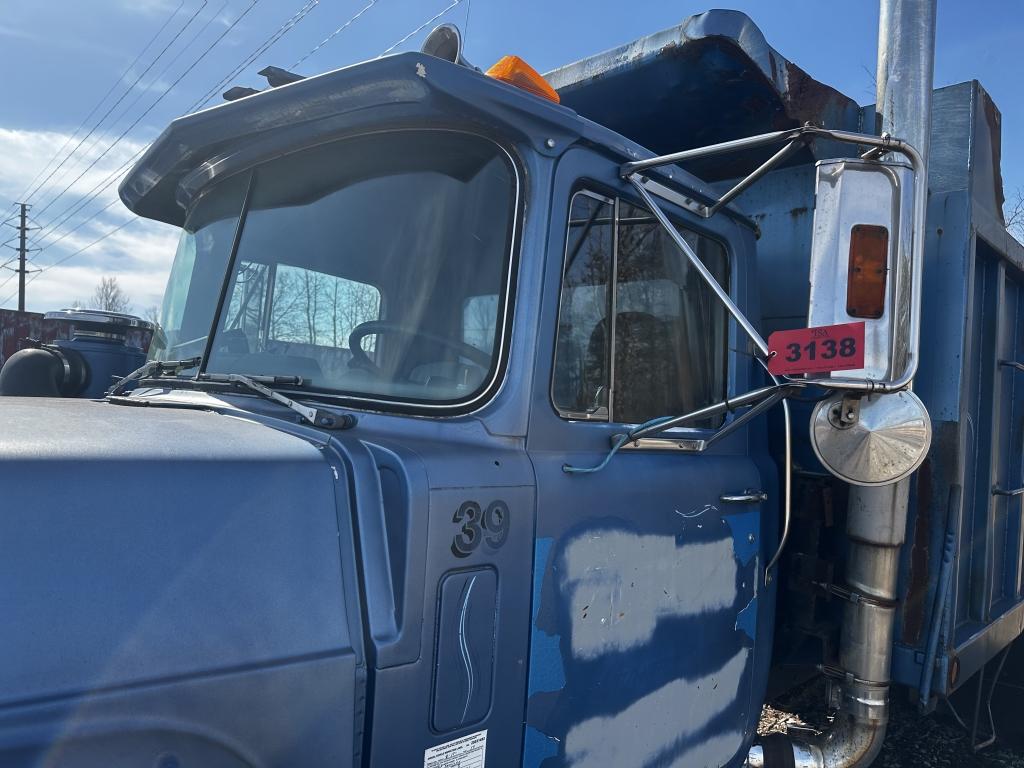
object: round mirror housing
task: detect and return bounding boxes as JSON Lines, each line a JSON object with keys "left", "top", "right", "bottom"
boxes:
{"left": 810, "top": 390, "right": 931, "bottom": 486}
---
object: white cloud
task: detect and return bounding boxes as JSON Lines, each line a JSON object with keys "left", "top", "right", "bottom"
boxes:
{"left": 0, "top": 126, "right": 178, "bottom": 314}
{"left": 0, "top": 127, "right": 148, "bottom": 209}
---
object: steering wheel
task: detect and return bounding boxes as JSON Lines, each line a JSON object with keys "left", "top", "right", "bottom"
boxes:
{"left": 347, "top": 321, "right": 493, "bottom": 375}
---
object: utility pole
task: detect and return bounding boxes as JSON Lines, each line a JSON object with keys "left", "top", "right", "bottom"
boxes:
{"left": 2, "top": 203, "right": 39, "bottom": 311}
{"left": 17, "top": 203, "right": 28, "bottom": 312}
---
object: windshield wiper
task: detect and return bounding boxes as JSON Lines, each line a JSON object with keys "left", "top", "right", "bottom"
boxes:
{"left": 108, "top": 362, "right": 356, "bottom": 430}
{"left": 200, "top": 372, "right": 356, "bottom": 430}
{"left": 108, "top": 357, "right": 202, "bottom": 396}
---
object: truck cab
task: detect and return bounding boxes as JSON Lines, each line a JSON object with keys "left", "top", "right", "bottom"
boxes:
{"left": 1, "top": 7, "right": 1018, "bottom": 768}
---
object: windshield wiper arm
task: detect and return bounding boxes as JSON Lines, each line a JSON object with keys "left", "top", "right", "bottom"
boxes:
{"left": 200, "top": 372, "right": 356, "bottom": 430}
{"left": 108, "top": 357, "right": 202, "bottom": 397}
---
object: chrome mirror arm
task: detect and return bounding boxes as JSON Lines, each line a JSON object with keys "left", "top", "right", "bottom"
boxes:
{"left": 626, "top": 175, "right": 772, "bottom": 359}
{"left": 622, "top": 124, "right": 927, "bottom": 395}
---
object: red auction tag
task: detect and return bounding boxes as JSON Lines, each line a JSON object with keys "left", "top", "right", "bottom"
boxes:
{"left": 767, "top": 322, "right": 866, "bottom": 376}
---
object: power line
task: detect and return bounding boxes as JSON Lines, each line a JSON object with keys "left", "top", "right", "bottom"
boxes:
{"left": 1, "top": 218, "right": 139, "bottom": 308}
{"left": 31, "top": 0, "right": 263, "bottom": 239}
{"left": 65, "top": 0, "right": 229, "bottom": 183}
{"left": 36, "top": 198, "right": 122, "bottom": 257}
{"left": 291, "top": 0, "right": 377, "bottom": 70}
{"left": 36, "top": 0, "right": 306, "bottom": 248}
{"left": 33, "top": 0, "right": 360, "bottom": 252}
{"left": 29, "top": 0, "right": 419, "bottom": 261}
{"left": 380, "top": 0, "right": 463, "bottom": 56}
{"left": 24, "top": 1, "right": 208, "bottom": 210}
{"left": 0, "top": 255, "right": 41, "bottom": 294}
{"left": 15, "top": 0, "right": 186, "bottom": 204}
{"left": 29, "top": 146, "right": 145, "bottom": 251}
{"left": 29, "top": 3, "right": 228, "bottom": 246}
{"left": 188, "top": 0, "right": 321, "bottom": 112}
{"left": 27, "top": 0, "right": 209, "bottom": 216}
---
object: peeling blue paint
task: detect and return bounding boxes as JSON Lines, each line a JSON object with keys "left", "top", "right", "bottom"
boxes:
{"left": 522, "top": 725, "right": 560, "bottom": 767}
{"left": 724, "top": 510, "right": 759, "bottom": 566}
{"left": 528, "top": 537, "right": 566, "bottom": 697}
{"left": 734, "top": 596, "right": 758, "bottom": 639}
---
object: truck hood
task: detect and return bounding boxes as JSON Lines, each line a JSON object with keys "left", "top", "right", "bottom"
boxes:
{"left": 0, "top": 397, "right": 360, "bottom": 719}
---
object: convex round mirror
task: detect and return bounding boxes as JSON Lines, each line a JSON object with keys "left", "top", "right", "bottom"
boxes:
{"left": 810, "top": 390, "right": 931, "bottom": 486}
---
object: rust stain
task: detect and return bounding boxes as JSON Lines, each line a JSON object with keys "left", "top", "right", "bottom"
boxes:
{"left": 781, "top": 60, "right": 855, "bottom": 129}
{"left": 902, "top": 457, "right": 933, "bottom": 644}
{"left": 981, "top": 90, "right": 1006, "bottom": 220}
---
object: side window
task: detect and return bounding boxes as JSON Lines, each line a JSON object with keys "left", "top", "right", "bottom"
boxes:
{"left": 552, "top": 193, "right": 729, "bottom": 426}
{"left": 614, "top": 202, "right": 728, "bottom": 425}
{"left": 552, "top": 192, "right": 615, "bottom": 418}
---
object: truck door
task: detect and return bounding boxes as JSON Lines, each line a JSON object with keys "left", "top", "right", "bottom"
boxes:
{"left": 524, "top": 150, "right": 775, "bottom": 768}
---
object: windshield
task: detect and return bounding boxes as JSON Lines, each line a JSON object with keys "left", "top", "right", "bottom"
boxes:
{"left": 154, "top": 131, "right": 518, "bottom": 408}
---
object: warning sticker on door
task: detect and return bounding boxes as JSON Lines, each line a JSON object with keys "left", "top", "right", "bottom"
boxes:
{"left": 423, "top": 730, "right": 487, "bottom": 768}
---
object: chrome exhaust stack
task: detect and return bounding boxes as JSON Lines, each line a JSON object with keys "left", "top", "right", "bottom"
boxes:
{"left": 750, "top": 1, "right": 936, "bottom": 766}
{"left": 748, "top": 486, "right": 905, "bottom": 768}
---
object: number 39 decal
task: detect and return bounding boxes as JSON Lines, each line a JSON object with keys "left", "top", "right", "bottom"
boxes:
{"left": 451, "top": 500, "right": 510, "bottom": 558}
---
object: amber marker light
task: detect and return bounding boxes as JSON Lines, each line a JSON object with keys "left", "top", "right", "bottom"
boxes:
{"left": 485, "top": 55, "right": 561, "bottom": 103}
{"left": 846, "top": 224, "right": 889, "bottom": 319}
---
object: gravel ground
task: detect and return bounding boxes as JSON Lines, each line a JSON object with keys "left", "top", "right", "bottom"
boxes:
{"left": 758, "top": 678, "right": 1024, "bottom": 766}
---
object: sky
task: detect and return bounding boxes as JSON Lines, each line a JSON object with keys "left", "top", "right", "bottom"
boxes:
{"left": 0, "top": 0, "right": 1020, "bottom": 314}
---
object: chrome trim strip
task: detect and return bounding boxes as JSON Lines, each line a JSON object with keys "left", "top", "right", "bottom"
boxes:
{"left": 618, "top": 436, "right": 706, "bottom": 452}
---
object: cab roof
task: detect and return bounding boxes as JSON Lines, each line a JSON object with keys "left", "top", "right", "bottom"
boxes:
{"left": 118, "top": 51, "right": 732, "bottom": 227}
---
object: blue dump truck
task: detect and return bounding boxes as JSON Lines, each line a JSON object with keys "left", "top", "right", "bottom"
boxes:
{"left": 1, "top": 4, "right": 1021, "bottom": 767}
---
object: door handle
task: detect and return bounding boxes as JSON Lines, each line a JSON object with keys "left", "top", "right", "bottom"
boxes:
{"left": 720, "top": 490, "right": 767, "bottom": 504}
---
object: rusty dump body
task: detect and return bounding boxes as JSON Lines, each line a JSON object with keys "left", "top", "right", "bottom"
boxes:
{"left": 550, "top": 5, "right": 1023, "bottom": 713}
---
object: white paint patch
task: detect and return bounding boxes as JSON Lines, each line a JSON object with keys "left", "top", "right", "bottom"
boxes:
{"left": 564, "top": 649, "right": 748, "bottom": 768}
{"left": 424, "top": 729, "right": 486, "bottom": 768}
{"left": 667, "top": 730, "right": 746, "bottom": 768}
{"left": 416, "top": 62, "right": 427, "bottom": 78}
{"left": 561, "top": 532, "right": 737, "bottom": 659}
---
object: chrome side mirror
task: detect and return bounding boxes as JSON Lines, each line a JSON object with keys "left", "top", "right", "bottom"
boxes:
{"left": 808, "top": 157, "right": 914, "bottom": 383}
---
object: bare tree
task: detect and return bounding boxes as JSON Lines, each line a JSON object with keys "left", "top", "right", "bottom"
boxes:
{"left": 1005, "top": 187, "right": 1024, "bottom": 245}
{"left": 143, "top": 305, "right": 162, "bottom": 327}
{"left": 91, "top": 276, "right": 132, "bottom": 313}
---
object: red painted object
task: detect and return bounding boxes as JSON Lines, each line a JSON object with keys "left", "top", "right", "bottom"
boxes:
{"left": 0, "top": 309, "right": 153, "bottom": 366}
{"left": 767, "top": 321, "right": 866, "bottom": 376}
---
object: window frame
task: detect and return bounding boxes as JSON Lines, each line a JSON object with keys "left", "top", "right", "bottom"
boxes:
{"left": 193, "top": 128, "right": 523, "bottom": 416}
{"left": 550, "top": 186, "right": 732, "bottom": 428}
{"left": 550, "top": 189, "right": 618, "bottom": 421}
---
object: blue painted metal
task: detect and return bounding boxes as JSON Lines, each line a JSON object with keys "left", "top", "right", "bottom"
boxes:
{"left": 0, "top": 398, "right": 366, "bottom": 765}
{"left": 55, "top": 335, "right": 147, "bottom": 398}
{"left": 3, "top": 8, "right": 1022, "bottom": 768}
{"left": 519, "top": 146, "right": 774, "bottom": 768}
{"left": 919, "top": 486, "right": 961, "bottom": 706}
